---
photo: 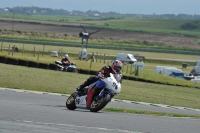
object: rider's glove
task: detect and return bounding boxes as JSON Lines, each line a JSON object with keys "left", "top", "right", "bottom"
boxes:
{"left": 98, "top": 72, "right": 104, "bottom": 79}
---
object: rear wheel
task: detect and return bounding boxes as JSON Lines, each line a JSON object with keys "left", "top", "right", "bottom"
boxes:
{"left": 90, "top": 94, "right": 111, "bottom": 112}
{"left": 66, "top": 93, "right": 77, "bottom": 110}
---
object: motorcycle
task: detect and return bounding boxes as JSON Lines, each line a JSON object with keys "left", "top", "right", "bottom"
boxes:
{"left": 66, "top": 73, "right": 122, "bottom": 112}
{"left": 55, "top": 61, "right": 78, "bottom": 73}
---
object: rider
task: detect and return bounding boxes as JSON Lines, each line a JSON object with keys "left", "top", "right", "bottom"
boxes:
{"left": 61, "top": 54, "right": 71, "bottom": 66}
{"left": 76, "top": 60, "right": 123, "bottom": 108}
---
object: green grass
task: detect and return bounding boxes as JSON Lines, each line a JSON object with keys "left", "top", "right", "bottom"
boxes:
{"left": 0, "top": 42, "right": 199, "bottom": 87}
{"left": 1, "top": 42, "right": 200, "bottom": 61}
{"left": 0, "top": 63, "right": 200, "bottom": 109}
{"left": 103, "top": 108, "right": 200, "bottom": 118}
{"left": 1, "top": 15, "right": 200, "bottom": 37}
{"left": 76, "top": 18, "right": 200, "bottom": 37}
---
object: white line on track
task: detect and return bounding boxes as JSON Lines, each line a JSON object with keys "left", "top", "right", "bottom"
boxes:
{"left": 0, "top": 118, "right": 142, "bottom": 133}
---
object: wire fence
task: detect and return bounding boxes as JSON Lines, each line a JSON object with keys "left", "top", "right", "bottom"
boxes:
{"left": 0, "top": 41, "right": 139, "bottom": 75}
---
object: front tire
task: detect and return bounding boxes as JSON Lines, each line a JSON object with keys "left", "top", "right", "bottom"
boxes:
{"left": 90, "top": 94, "right": 111, "bottom": 112}
{"left": 66, "top": 93, "right": 77, "bottom": 110}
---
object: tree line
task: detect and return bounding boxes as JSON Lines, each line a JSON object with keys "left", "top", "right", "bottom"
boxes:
{"left": 1, "top": 6, "right": 200, "bottom": 20}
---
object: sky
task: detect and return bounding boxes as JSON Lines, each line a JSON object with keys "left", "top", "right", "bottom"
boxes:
{"left": 1, "top": 0, "right": 200, "bottom": 15}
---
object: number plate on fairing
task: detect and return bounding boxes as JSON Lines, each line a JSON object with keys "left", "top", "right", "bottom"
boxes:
{"left": 75, "top": 95, "right": 87, "bottom": 108}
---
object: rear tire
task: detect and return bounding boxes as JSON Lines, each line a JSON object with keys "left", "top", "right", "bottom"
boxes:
{"left": 90, "top": 94, "right": 111, "bottom": 112}
{"left": 66, "top": 93, "right": 77, "bottom": 110}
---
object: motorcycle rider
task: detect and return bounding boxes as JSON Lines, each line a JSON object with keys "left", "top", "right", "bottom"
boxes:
{"left": 61, "top": 54, "right": 71, "bottom": 66}
{"left": 76, "top": 60, "right": 123, "bottom": 108}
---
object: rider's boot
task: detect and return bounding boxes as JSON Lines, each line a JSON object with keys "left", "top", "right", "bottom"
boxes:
{"left": 76, "top": 76, "right": 99, "bottom": 92}
{"left": 86, "top": 88, "right": 96, "bottom": 109}
{"left": 76, "top": 80, "right": 90, "bottom": 96}
{"left": 76, "top": 82, "right": 88, "bottom": 92}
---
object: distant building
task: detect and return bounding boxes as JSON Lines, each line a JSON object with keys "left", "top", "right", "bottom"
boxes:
{"left": 94, "top": 13, "right": 100, "bottom": 17}
{"left": 33, "top": 10, "right": 36, "bottom": 14}
{"left": 41, "top": 10, "right": 47, "bottom": 13}
{"left": 4, "top": 8, "right": 9, "bottom": 12}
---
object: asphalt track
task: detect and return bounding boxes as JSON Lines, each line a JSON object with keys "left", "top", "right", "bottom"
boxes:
{"left": 0, "top": 87, "right": 200, "bottom": 133}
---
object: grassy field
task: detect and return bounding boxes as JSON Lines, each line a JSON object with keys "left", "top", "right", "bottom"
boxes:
{"left": 1, "top": 14, "right": 200, "bottom": 38}
{"left": 0, "top": 63, "right": 200, "bottom": 109}
{"left": 0, "top": 43, "right": 200, "bottom": 89}
{"left": 0, "top": 41, "right": 198, "bottom": 76}
{"left": 80, "top": 18, "right": 200, "bottom": 36}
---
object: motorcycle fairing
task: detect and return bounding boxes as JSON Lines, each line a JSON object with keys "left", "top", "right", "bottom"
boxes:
{"left": 75, "top": 95, "right": 87, "bottom": 108}
{"left": 94, "top": 80, "right": 106, "bottom": 89}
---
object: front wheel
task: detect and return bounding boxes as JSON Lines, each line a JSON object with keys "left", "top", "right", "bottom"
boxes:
{"left": 66, "top": 93, "right": 77, "bottom": 110}
{"left": 90, "top": 94, "right": 111, "bottom": 112}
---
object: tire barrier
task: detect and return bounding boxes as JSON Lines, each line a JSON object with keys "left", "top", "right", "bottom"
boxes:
{"left": 28, "top": 61, "right": 39, "bottom": 68}
{"left": 78, "top": 69, "right": 90, "bottom": 74}
{"left": 18, "top": 59, "right": 29, "bottom": 67}
{"left": 49, "top": 64, "right": 57, "bottom": 70}
{"left": 0, "top": 56, "right": 7, "bottom": 63}
{"left": 6, "top": 58, "right": 19, "bottom": 65}
{"left": 38, "top": 63, "right": 49, "bottom": 69}
{"left": 89, "top": 70, "right": 97, "bottom": 75}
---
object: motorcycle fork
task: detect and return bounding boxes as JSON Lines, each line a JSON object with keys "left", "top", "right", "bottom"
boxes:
{"left": 96, "top": 88, "right": 105, "bottom": 100}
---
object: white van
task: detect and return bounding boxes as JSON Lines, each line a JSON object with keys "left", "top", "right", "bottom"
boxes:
{"left": 155, "top": 66, "right": 178, "bottom": 74}
{"left": 79, "top": 49, "right": 87, "bottom": 60}
{"left": 116, "top": 53, "right": 137, "bottom": 63}
{"left": 161, "top": 68, "right": 183, "bottom": 76}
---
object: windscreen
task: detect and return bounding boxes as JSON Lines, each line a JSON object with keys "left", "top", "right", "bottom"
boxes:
{"left": 114, "top": 74, "right": 122, "bottom": 82}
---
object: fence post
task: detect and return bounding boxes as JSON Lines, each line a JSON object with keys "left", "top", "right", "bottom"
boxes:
{"left": 8, "top": 44, "right": 10, "bottom": 55}
{"left": 100, "top": 53, "right": 101, "bottom": 63}
{"left": 37, "top": 50, "right": 40, "bottom": 61}
{"left": 135, "top": 66, "right": 139, "bottom": 76}
{"left": 58, "top": 49, "right": 60, "bottom": 58}
{"left": 22, "top": 43, "right": 24, "bottom": 54}
{"left": 96, "top": 52, "right": 98, "bottom": 62}
{"left": 90, "top": 52, "right": 94, "bottom": 69}
{"left": 1, "top": 42, "right": 3, "bottom": 52}
{"left": 104, "top": 53, "right": 105, "bottom": 64}
{"left": 122, "top": 63, "right": 124, "bottom": 73}
{"left": 107, "top": 54, "right": 109, "bottom": 65}
{"left": 42, "top": 45, "right": 45, "bottom": 56}
{"left": 130, "top": 64, "right": 133, "bottom": 75}
{"left": 126, "top": 64, "right": 129, "bottom": 74}
{"left": 34, "top": 46, "right": 36, "bottom": 57}
{"left": 12, "top": 46, "right": 14, "bottom": 56}
{"left": 61, "top": 48, "right": 63, "bottom": 58}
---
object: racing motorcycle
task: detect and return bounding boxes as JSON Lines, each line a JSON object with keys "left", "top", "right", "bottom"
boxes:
{"left": 66, "top": 73, "right": 122, "bottom": 112}
{"left": 55, "top": 61, "right": 78, "bottom": 72}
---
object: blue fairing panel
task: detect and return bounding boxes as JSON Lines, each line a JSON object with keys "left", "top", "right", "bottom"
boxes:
{"left": 95, "top": 80, "right": 106, "bottom": 88}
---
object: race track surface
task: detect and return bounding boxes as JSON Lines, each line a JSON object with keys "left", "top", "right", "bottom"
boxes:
{"left": 0, "top": 88, "right": 200, "bottom": 133}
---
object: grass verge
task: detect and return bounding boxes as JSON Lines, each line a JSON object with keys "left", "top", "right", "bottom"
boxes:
{"left": 103, "top": 108, "right": 200, "bottom": 119}
{"left": 0, "top": 63, "right": 200, "bottom": 109}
